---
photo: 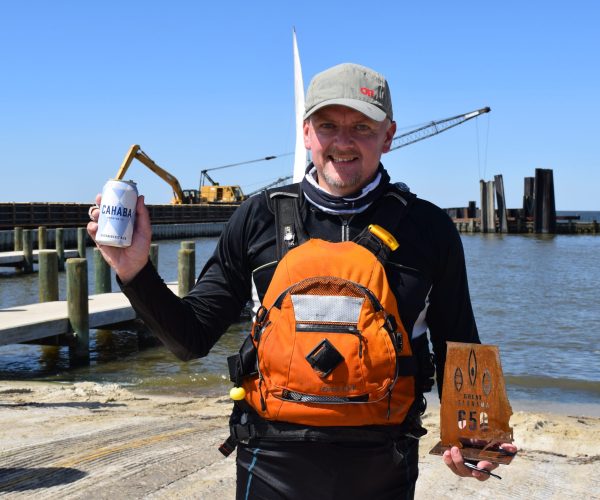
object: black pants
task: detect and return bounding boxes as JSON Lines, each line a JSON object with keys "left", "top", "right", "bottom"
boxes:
{"left": 236, "top": 437, "right": 419, "bottom": 500}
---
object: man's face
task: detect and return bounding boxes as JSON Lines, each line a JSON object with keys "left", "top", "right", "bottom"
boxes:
{"left": 303, "top": 105, "right": 396, "bottom": 197}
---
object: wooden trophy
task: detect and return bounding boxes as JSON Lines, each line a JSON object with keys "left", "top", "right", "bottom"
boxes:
{"left": 429, "top": 342, "right": 516, "bottom": 464}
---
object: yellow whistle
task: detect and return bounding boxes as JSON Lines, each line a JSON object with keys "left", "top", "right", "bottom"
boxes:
{"left": 229, "top": 386, "right": 246, "bottom": 400}
{"left": 368, "top": 224, "right": 399, "bottom": 251}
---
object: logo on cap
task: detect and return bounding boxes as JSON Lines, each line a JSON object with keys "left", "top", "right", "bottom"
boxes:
{"left": 360, "top": 87, "right": 375, "bottom": 98}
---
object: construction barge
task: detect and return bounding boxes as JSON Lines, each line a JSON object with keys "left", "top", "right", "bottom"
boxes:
{"left": 0, "top": 202, "right": 238, "bottom": 230}
{"left": 450, "top": 168, "right": 598, "bottom": 234}
{"left": 450, "top": 214, "right": 598, "bottom": 234}
{"left": 1, "top": 168, "right": 597, "bottom": 242}
{"left": 0, "top": 202, "right": 239, "bottom": 252}
{"left": 1, "top": 201, "right": 596, "bottom": 243}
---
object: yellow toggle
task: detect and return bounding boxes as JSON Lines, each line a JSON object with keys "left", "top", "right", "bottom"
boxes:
{"left": 229, "top": 386, "right": 246, "bottom": 400}
{"left": 368, "top": 224, "right": 399, "bottom": 251}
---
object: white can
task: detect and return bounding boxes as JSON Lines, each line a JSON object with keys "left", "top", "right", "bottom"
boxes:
{"left": 96, "top": 179, "right": 138, "bottom": 247}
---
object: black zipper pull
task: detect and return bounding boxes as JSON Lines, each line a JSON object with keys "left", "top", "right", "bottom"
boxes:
{"left": 258, "top": 374, "right": 266, "bottom": 412}
{"left": 356, "top": 330, "right": 364, "bottom": 358}
{"left": 384, "top": 314, "right": 403, "bottom": 352}
{"left": 348, "top": 326, "right": 363, "bottom": 358}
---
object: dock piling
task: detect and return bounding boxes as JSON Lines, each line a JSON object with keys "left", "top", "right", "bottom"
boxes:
{"left": 467, "top": 201, "right": 477, "bottom": 219}
{"left": 38, "top": 250, "right": 59, "bottom": 302}
{"left": 67, "top": 258, "right": 90, "bottom": 364}
{"left": 38, "top": 226, "right": 47, "bottom": 250}
{"left": 149, "top": 243, "right": 159, "bottom": 270}
{"left": 56, "top": 228, "right": 65, "bottom": 271}
{"left": 77, "top": 227, "right": 87, "bottom": 258}
{"left": 14, "top": 227, "right": 23, "bottom": 251}
{"left": 523, "top": 177, "right": 535, "bottom": 218}
{"left": 22, "top": 229, "right": 34, "bottom": 273}
{"left": 534, "top": 168, "right": 557, "bottom": 234}
{"left": 93, "top": 248, "right": 111, "bottom": 293}
{"left": 494, "top": 175, "right": 508, "bottom": 233}
{"left": 181, "top": 241, "right": 195, "bottom": 251}
{"left": 178, "top": 246, "right": 195, "bottom": 297}
{"left": 480, "top": 180, "right": 496, "bottom": 233}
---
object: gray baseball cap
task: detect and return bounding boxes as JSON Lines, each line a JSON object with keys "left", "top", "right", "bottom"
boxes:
{"left": 304, "top": 63, "right": 393, "bottom": 122}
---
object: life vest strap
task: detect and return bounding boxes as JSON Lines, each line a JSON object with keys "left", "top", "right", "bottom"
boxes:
{"left": 220, "top": 419, "right": 415, "bottom": 456}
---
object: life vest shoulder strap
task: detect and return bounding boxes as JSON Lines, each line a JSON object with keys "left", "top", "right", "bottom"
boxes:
{"left": 267, "top": 182, "right": 416, "bottom": 262}
{"left": 266, "top": 183, "right": 309, "bottom": 260}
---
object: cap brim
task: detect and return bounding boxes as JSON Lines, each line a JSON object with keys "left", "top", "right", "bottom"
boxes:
{"left": 304, "top": 98, "right": 388, "bottom": 122}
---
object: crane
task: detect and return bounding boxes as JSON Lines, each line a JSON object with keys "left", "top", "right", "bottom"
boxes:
{"left": 198, "top": 154, "right": 292, "bottom": 187}
{"left": 198, "top": 152, "right": 294, "bottom": 203}
{"left": 246, "top": 175, "right": 293, "bottom": 197}
{"left": 390, "top": 107, "right": 490, "bottom": 151}
{"left": 198, "top": 107, "right": 490, "bottom": 194}
{"left": 113, "top": 108, "right": 490, "bottom": 205}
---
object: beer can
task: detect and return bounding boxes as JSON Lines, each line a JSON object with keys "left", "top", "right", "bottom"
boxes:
{"left": 96, "top": 179, "right": 138, "bottom": 248}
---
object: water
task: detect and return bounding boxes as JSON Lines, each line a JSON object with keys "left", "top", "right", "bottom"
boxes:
{"left": 1, "top": 234, "right": 599, "bottom": 411}
{"left": 0, "top": 238, "right": 235, "bottom": 398}
{"left": 461, "top": 233, "right": 600, "bottom": 408}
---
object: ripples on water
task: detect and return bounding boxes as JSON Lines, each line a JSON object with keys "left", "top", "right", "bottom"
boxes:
{"left": 0, "top": 238, "right": 234, "bottom": 398}
{"left": 462, "top": 234, "right": 600, "bottom": 405}
{"left": 1, "top": 234, "right": 599, "bottom": 407}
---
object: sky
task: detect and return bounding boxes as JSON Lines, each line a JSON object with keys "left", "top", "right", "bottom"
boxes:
{"left": 1, "top": 1, "right": 598, "bottom": 210}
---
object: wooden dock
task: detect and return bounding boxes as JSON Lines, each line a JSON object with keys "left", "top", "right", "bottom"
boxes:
{"left": 0, "top": 284, "right": 177, "bottom": 346}
{"left": 0, "top": 240, "right": 198, "bottom": 366}
{"left": 0, "top": 248, "right": 79, "bottom": 267}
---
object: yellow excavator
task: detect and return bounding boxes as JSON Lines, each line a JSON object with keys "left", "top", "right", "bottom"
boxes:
{"left": 115, "top": 145, "right": 244, "bottom": 204}
{"left": 115, "top": 145, "right": 196, "bottom": 204}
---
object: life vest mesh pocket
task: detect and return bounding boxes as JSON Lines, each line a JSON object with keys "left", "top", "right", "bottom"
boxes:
{"left": 288, "top": 276, "right": 364, "bottom": 297}
{"left": 288, "top": 277, "right": 366, "bottom": 326}
{"left": 280, "top": 389, "right": 369, "bottom": 404}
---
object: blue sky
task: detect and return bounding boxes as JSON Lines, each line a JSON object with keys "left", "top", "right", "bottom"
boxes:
{"left": 1, "top": 1, "right": 598, "bottom": 210}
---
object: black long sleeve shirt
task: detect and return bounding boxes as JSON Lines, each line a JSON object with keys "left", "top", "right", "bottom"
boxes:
{"left": 120, "top": 183, "right": 479, "bottom": 396}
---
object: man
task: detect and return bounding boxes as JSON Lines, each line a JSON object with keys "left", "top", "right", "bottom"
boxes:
{"left": 88, "top": 63, "right": 516, "bottom": 499}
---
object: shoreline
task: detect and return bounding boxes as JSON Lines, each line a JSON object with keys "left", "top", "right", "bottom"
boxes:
{"left": 505, "top": 397, "right": 600, "bottom": 418}
{"left": 1, "top": 380, "right": 599, "bottom": 499}
{"left": 423, "top": 391, "right": 600, "bottom": 419}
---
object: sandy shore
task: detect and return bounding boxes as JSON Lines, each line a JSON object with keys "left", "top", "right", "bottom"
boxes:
{"left": 0, "top": 381, "right": 598, "bottom": 499}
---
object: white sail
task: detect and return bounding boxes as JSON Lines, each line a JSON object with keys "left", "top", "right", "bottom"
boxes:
{"left": 292, "top": 28, "right": 308, "bottom": 183}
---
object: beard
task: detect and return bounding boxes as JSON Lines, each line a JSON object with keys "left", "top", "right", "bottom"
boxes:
{"left": 317, "top": 152, "right": 364, "bottom": 193}
{"left": 320, "top": 168, "right": 363, "bottom": 192}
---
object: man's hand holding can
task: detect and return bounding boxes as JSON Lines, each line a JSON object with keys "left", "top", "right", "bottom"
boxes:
{"left": 87, "top": 186, "right": 152, "bottom": 284}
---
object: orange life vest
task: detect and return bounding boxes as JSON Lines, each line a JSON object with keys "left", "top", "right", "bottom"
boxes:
{"left": 241, "top": 236, "right": 416, "bottom": 427}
